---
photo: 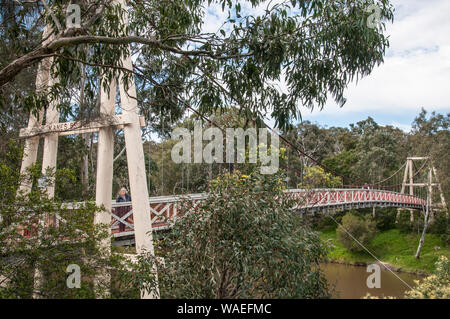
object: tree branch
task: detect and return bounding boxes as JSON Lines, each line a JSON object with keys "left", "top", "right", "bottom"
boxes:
{"left": 0, "top": 34, "right": 250, "bottom": 88}
{"left": 40, "top": 0, "right": 63, "bottom": 32}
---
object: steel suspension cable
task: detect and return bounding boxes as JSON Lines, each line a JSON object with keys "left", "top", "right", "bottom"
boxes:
{"left": 371, "top": 162, "right": 406, "bottom": 187}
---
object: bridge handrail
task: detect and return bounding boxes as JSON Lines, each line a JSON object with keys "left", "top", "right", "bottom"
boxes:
{"left": 109, "top": 188, "right": 426, "bottom": 207}
{"left": 56, "top": 189, "right": 426, "bottom": 210}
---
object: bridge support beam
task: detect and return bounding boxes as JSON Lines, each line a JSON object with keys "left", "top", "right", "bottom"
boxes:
{"left": 17, "top": 2, "right": 159, "bottom": 298}
{"left": 17, "top": 26, "right": 61, "bottom": 298}
{"left": 33, "top": 73, "right": 60, "bottom": 299}
{"left": 94, "top": 78, "right": 117, "bottom": 297}
{"left": 116, "top": 0, "right": 158, "bottom": 298}
{"left": 18, "top": 54, "right": 50, "bottom": 195}
{"left": 397, "top": 157, "right": 446, "bottom": 223}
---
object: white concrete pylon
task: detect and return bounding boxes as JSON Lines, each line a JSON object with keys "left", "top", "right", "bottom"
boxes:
{"left": 95, "top": 79, "right": 117, "bottom": 230}
{"left": 116, "top": 0, "right": 158, "bottom": 298}
{"left": 18, "top": 3, "right": 159, "bottom": 299}
{"left": 93, "top": 79, "right": 117, "bottom": 297}
{"left": 18, "top": 59, "right": 51, "bottom": 194}
{"left": 19, "top": 26, "right": 53, "bottom": 195}
{"left": 32, "top": 66, "right": 60, "bottom": 299}
{"left": 41, "top": 73, "right": 60, "bottom": 199}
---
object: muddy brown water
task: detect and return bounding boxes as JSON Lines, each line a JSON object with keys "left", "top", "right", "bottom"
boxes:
{"left": 320, "top": 262, "right": 423, "bottom": 299}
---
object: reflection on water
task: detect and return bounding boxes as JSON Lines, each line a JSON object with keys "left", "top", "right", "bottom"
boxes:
{"left": 320, "top": 262, "right": 422, "bottom": 299}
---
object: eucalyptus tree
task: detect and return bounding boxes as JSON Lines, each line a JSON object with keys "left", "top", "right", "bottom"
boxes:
{"left": 353, "top": 124, "right": 400, "bottom": 184}
{"left": 0, "top": 0, "right": 394, "bottom": 132}
{"left": 287, "top": 122, "right": 335, "bottom": 163}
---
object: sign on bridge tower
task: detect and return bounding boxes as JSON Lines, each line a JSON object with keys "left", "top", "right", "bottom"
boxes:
{"left": 18, "top": 0, "right": 157, "bottom": 299}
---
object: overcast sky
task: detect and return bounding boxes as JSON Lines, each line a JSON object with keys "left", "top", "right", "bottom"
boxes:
{"left": 203, "top": 0, "right": 450, "bottom": 131}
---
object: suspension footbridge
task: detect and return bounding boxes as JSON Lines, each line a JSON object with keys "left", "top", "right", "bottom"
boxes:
{"left": 110, "top": 187, "right": 427, "bottom": 244}
{"left": 106, "top": 156, "right": 446, "bottom": 245}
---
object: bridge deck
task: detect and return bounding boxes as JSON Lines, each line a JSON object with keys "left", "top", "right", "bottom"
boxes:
{"left": 108, "top": 189, "right": 426, "bottom": 244}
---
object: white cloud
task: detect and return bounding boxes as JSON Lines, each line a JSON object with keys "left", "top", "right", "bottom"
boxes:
{"left": 202, "top": 4, "right": 229, "bottom": 34}
{"left": 306, "top": 0, "right": 450, "bottom": 120}
{"left": 201, "top": 1, "right": 450, "bottom": 126}
{"left": 391, "top": 121, "right": 412, "bottom": 132}
{"left": 201, "top": 0, "right": 288, "bottom": 34}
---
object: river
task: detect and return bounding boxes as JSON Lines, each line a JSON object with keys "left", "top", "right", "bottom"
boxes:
{"left": 320, "top": 262, "right": 423, "bottom": 299}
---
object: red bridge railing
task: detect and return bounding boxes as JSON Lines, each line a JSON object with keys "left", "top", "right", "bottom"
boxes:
{"left": 111, "top": 189, "right": 426, "bottom": 239}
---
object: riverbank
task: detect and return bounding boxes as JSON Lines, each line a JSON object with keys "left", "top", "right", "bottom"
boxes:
{"left": 319, "top": 228, "right": 450, "bottom": 275}
{"left": 320, "top": 262, "right": 421, "bottom": 298}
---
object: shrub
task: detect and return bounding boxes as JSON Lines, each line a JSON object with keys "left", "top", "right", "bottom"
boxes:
{"left": 311, "top": 211, "right": 345, "bottom": 231}
{"left": 138, "top": 171, "right": 331, "bottom": 298}
{"left": 396, "top": 210, "right": 449, "bottom": 243}
{"left": 298, "top": 166, "right": 342, "bottom": 189}
{"left": 374, "top": 208, "right": 397, "bottom": 231}
{"left": 395, "top": 210, "right": 416, "bottom": 233}
{"left": 336, "top": 212, "right": 377, "bottom": 252}
{"left": 428, "top": 213, "right": 450, "bottom": 247}
{"left": 0, "top": 151, "right": 138, "bottom": 298}
{"left": 429, "top": 213, "right": 449, "bottom": 233}
{"left": 405, "top": 256, "right": 450, "bottom": 299}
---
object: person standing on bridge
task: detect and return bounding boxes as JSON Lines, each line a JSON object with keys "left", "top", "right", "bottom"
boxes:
{"left": 116, "top": 187, "right": 132, "bottom": 232}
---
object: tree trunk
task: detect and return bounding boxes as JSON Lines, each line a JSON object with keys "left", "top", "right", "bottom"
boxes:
{"left": 415, "top": 198, "right": 430, "bottom": 259}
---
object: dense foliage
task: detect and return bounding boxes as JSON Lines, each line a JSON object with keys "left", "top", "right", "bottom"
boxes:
{"left": 142, "top": 172, "right": 331, "bottom": 298}
{"left": 0, "top": 143, "right": 145, "bottom": 298}
{"left": 298, "top": 166, "right": 342, "bottom": 189}
{"left": 336, "top": 212, "right": 377, "bottom": 252}
{"left": 405, "top": 256, "right": 449, "bottom": 299}
{"left": 1, "top": 0, "right": 394, "bottom": 132}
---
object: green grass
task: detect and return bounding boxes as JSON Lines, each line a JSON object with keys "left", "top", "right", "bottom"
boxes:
{"left": 320, "top": 228, "right": 450, "bottom": 273}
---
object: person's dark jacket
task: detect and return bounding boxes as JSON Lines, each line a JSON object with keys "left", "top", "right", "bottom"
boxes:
{"left": 116, "top": 194, "right": 131, "bottom": 203}
{"left": 115, "top": 194, "right": 132, "bottom": 223}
